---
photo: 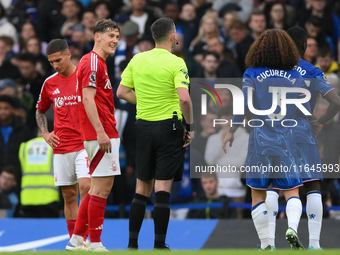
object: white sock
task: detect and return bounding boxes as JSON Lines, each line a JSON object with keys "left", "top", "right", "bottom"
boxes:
{"left": 90, "top": 242, "right": 101, "bottom": 249}
{"left": 251, "top": 201, "right": 269, "bottom": 249}
{"left": 286, "top": 196, "right": 302, "bottom": 232}
{"left": 70, "top": 234, "right": 83, "bottom": 246}
{"left": 306, "top": 191, "right": 323, "bottom": 249}
{"left": 266, "top": 190, "right": 279, "bottom": 246}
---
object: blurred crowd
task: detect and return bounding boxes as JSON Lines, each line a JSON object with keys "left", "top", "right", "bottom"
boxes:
{"left": 0, "top": 0, "right": 340, "bottom": 219}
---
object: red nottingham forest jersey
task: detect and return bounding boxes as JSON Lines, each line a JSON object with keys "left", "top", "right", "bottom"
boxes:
{"left": 76, "top": 51, "right": 119, "bottom": 141}
{"left": 36, "top": 71, "right": 84, "bottom": 154}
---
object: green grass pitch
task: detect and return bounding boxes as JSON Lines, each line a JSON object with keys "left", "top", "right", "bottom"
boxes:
{"left": 0, "top": 249, "right": 339, "bottom": 255}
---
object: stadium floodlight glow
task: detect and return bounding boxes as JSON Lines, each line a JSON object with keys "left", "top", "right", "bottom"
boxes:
{"left": 201, "top": 84, "right": 312, "bottom": 118}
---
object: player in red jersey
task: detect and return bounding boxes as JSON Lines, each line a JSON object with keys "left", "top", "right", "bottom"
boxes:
{"left": 36, "top": 39, "right": 91, "bottom": 240}
{"left": 66, "top": 19, "right": 121, "bottom": 252}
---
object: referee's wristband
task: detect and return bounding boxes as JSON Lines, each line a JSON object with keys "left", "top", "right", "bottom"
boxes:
{"left": 186, "top": 121, "right": 195, "bottom": 132}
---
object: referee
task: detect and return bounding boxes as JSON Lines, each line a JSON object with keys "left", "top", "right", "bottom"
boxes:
{"left": 117, "top": 17, "right": 193, "bottom": 249}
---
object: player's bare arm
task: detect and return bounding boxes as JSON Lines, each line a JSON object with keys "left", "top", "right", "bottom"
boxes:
{"left": 82, "top": 86, "right": 111, "bottom": 153}
{"left": 222, "top": 127, "right": 236, "bottom": 154}
{"left": 117, "top": 84, "right": 137, "bottom": 104}
{"left": 36, "top": 109, "right": 60, "bottom": 148}
{"left": 312, "top": 90, "right": 340, "bottom": 133}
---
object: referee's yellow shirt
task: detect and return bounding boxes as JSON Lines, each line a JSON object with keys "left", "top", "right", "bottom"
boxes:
{"left": 120, "top": 48, "right": 190, "bottom": 121}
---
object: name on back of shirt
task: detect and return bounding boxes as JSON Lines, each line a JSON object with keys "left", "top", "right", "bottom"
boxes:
{"left": 257, "top": 69, "right": 297, "bottom": 84}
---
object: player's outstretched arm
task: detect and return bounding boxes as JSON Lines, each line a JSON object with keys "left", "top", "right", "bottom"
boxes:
{"left": 83, "top": 87, "right": 111, "bottom": 153}
{"left": 117, "top": 84, "right": 136, "bottom": 104}
{"left": 36, "top": 109, "right": 60, "bottom": 147}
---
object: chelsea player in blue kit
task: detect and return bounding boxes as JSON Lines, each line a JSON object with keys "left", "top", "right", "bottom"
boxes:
{"left": 222, "top": 29, "right": 311, "bottom": 250}
{"left": 265, "top": 27, "right": 340, "bottom": 250}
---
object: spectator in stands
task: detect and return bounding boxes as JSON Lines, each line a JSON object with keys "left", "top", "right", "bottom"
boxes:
{"left": 229, "top": 20, "right": 254, "bottom": 73}
{"left": 177, "top": 3, "right": 198, "bottom": 49}
{"left": 303, "top": 37, "right": 318, "bottom": 64}
{"left": 114, "top": 0, "right": 159, "bottom": 38}
{"left": 0, "top": 165, "right": 19, "bottom": 216}
{"left": 69, "top": 24, "right": 92, "bottom": 55}
{"left": 191, "top": 110, "right": 218, "bottom": 158}
{"left": 256, "top": 0, "right": 296, "bottom": 27}
{"left": 195, "top": 51, "right": 220, "bottom": 87}
{"left": 187, "top": 172, "right": 235, "bottom": 219}
{"left": 0, "top": 79, "right": 17, "bottom": 97}
{"left": 190, "top": 14, "right": 222, "bottom": 64}
{"left": 205, "top": 36, "right": 242, "bottom": 78}
{"left": 164, "top": 2, "right": 180, "bottom": 25}
{"left": 221, "top": 11, "right": 240, "bottom": 52}
{"left": 263, "top": 1, "right": 289, "bottom": 30}
{"left": 24, "top": 37, "right": 52, "bottom": 77}
{"left": 204, "top": 106, "right": 248, "bottom": 218}
{"left": 37, "top": 0, "right": 64, "bottom": 42}
{"left": 208, "top": 88, "right": 233, "bottom": 112}
{"left": 6, "top": 0, "right": 38, "bottom": 30}
{"left": 0, "top": 95, "right": 32, "bottom": 184}
{"left": 248, "top": 10, "right": 266, "bottom": 41}
{"left": 212, "top": 0, "right": 253, "bottom": 23}
{"left": 315, "top": 45, "right": 339, "bottom": 75}
{"left": 193, "top": 0, "right": 212, "bottom": 21}
{"left": 18, "top": 125, "right": 60, "bottom": 218}
{"left": 0, "top": 2, "right": 18, "bottom": 44}
{"left": 17, "top": 53, "right": 45, "bottom": 119}
{"left": 137, "top": 35, "right": 154, "bottom": 52}
{"left": 60, "top": 0, "right": 82, "bottom": 39}
{"left": 298, "top": 0, "right": 340, "bottom": 62}
{"left": 304, "top": 15, "right": 332, "bottom": 52}
{"left": 81, "top": 10, "right": 97, "bottom": 44}
{"left": 90, "top": 0, "right": 112, "bottom": 20}
{"left": 0, "top": 36, "right": 22, "bottom": 81}
{"left": 14, "top": 22, "right": 47, "bottom": 55}
{"left": 114, "top": 21, "right": 140, "bottom": 79}
{"left": 67, "top": 41, "right": 83, "bottom": 59}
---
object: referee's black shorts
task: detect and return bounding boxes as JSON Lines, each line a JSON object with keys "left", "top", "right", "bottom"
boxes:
{"left": 135, "top": 118, "right": 185, "bottom": 182}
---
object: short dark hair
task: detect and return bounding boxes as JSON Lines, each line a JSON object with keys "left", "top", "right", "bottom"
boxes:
{"left": 46, "top": 39, "right": 69, "bottom": 55}
{"left": 0, "top": 95, "right": 17, "bottom": 108}
{"left": 287, "top": 26, "right": 307, "bottom": 56}
{"left": 17, "top": 53, "right": 37, "bottom": 65}
{"left": 151, "top": 18, "right": 175, "bottom": 43}
{"left": 245, "top": 29, "right": 299, "bottom": 70}
{"left": 1, "top": 165, "right": 17, "bottom": 177}
{"left": 229, "top": 19, "right": 247, "bottom": 31}
{"left": 306, "top": 15, "right": 322, "bottom": 27}
{"left": 203, "top": 50, "right": 220, "bottom": 61}
{"left": 93, "top": 19, "right": 120, "bottom": 35}
{"left": 318, "top": 45, "right": 334, "bottom": 58}
{"left": 0, "top": 36, "right": 14, "bottom": 47}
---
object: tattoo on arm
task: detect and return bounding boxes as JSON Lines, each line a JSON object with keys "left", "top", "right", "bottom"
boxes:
{"left": 36, "top": 109, "right": 48, "bottom": 135}
{"left": 229, "top": 126, "right": 238, "bottom": 134}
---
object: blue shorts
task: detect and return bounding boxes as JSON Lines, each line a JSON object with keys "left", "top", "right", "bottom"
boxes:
{"left": 296, "top": 143, "right": 323, "bottom": 182}
{"left": 246, "top": 152, "right": 303, "bottom": 190}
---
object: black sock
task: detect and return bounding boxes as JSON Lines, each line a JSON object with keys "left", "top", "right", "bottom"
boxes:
{"left": 128, "top": 193, "right": 149, "bottom": 247}
{"left": 154, "top": 191, "right": 171, "bottom": 248}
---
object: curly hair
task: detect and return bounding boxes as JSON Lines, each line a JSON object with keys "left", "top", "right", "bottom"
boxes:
{"left": 245, "top": 29, "right": 299, "bottom": 70}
